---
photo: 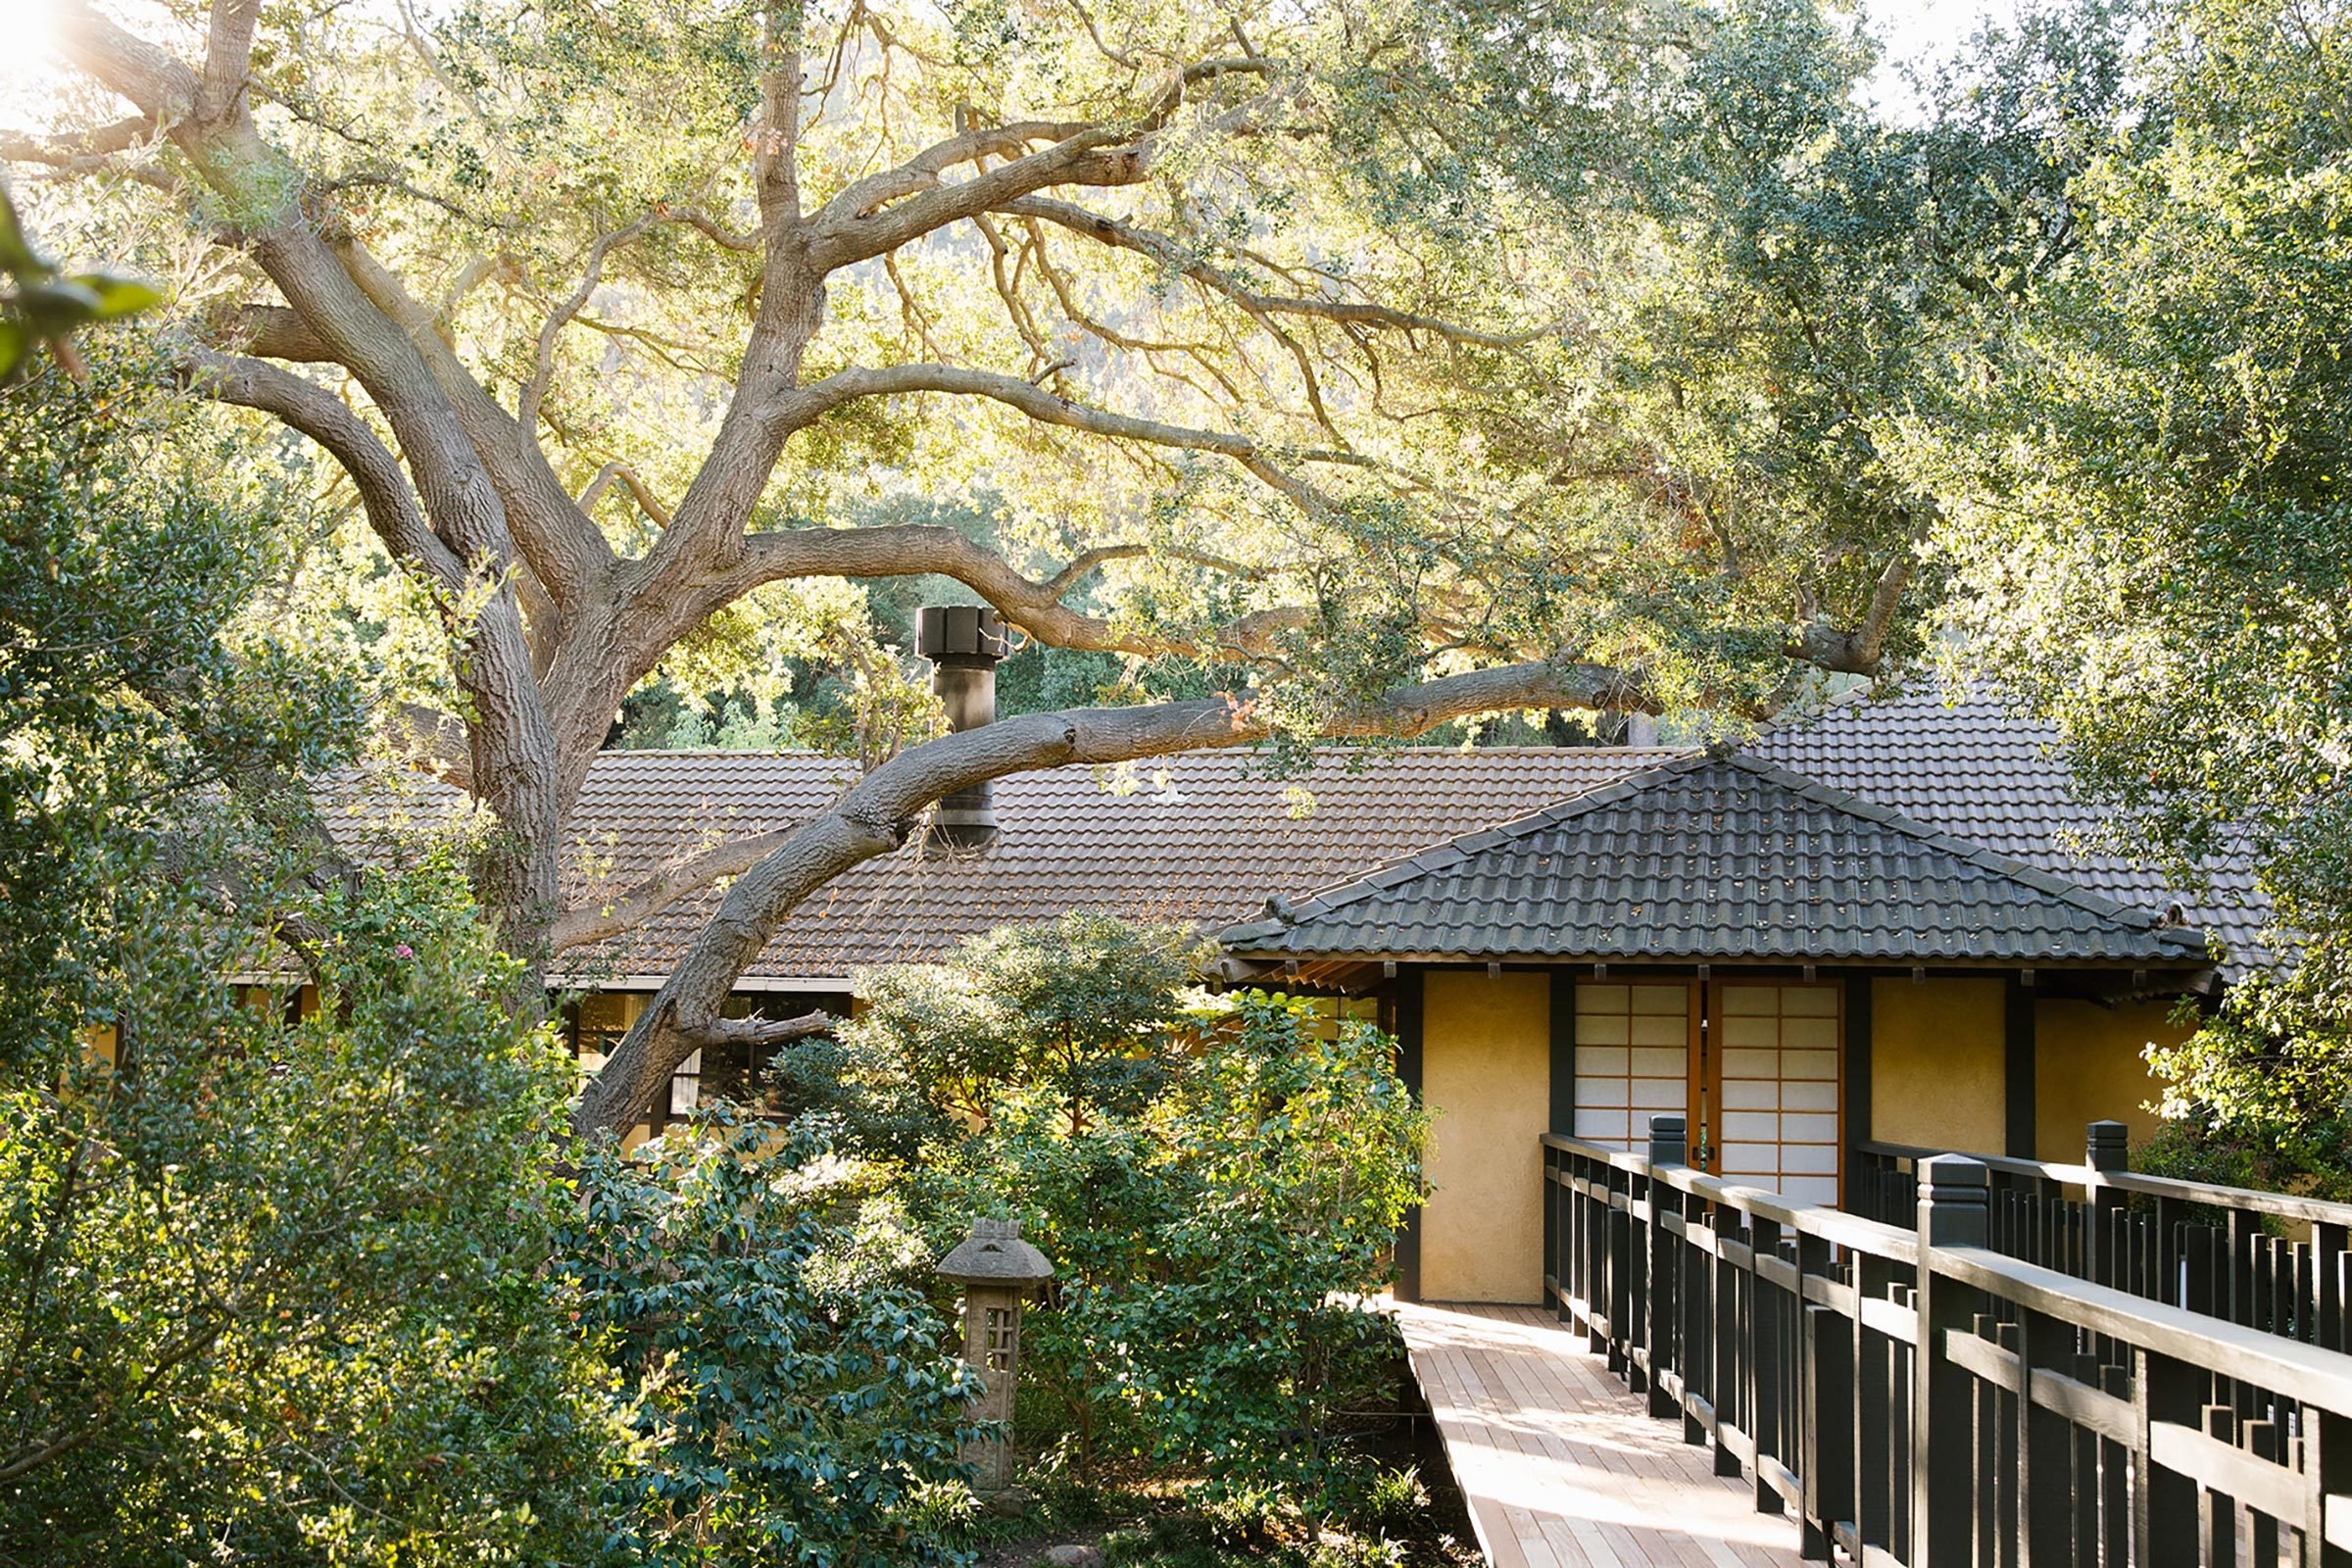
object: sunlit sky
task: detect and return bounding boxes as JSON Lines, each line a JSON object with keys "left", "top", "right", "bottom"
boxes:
{"left": 0, "top": 0, "right": 2022, "bottom": 135}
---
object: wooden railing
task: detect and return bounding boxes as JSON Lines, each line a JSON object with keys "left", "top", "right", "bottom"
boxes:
{"left": 1853, "top": 1127, "right": 2352, "bottom": 1353}
{"left": 1542, "top": 1117, "right": 2352, "bottom": 1567}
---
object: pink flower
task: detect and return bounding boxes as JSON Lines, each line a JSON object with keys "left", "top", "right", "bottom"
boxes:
{"left": 394, "top": 943, "right": 415, "bottom": 959}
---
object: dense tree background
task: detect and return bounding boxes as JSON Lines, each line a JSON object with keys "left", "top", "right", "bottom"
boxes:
{"left": 1909, "top": 0, "right": 2352, "bottom": 1171}
{"left": 1, "top": 0, "right": 2121, "bottom": 1136}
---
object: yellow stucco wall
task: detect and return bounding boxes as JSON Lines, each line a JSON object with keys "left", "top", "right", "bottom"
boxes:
{"left": 2034, "top": 998, "right": 2189, "bottom": 1160}
{"left": 1420, "top": 970, "right": 1550, "bottom": 1304}
{"left": 1871, "top": 977, "right": 2005, "bottom": 1153}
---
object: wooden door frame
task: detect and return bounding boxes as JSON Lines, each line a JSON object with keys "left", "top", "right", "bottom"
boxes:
{"left": 1691, "top": 978, "right": 1846, "bottom": 1206}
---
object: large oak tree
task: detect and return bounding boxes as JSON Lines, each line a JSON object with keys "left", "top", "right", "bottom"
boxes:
{"left": 9, "top": 0, "right": 2077, "bottom": 1137}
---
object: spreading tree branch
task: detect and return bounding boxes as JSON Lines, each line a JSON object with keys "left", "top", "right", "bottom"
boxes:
{"left": 1001, "top": 196, "right": 1550, "bottom": 349}
{"left": 724, "top": 523, "right": 1295, "bottom": 659}
{"left": 574, "top": 653, "right": 1644, "bottom": 1136}
{"left": 548, "top": 826, "right": 800, "bottom": 953}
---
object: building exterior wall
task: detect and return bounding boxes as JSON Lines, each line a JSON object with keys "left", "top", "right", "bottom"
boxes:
{"left": 2034, "top": 998, "right": 2191, "bottom": 1160}
{"left": 1419, "top": 969, "right": 1550, "bottom": 1303}
{"left": 1871, "top": 977, "right": 2006, "bottom": 1154}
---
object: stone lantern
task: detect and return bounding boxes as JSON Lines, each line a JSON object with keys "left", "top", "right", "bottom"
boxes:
{"left": 935, "top": 1216, "right": 1054, "bottom": 1497}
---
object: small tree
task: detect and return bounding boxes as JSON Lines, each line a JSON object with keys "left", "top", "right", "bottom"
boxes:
{"left": 844, "top": 924, "right": 1424, "bottom": 1524}
{"left": 564, "top": 1113, "right": 982, "bottom": 1568}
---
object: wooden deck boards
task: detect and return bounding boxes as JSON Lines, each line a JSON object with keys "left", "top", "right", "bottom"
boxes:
{"left": 1393, "top": 1301, "right": 1809, "bottom": 1568}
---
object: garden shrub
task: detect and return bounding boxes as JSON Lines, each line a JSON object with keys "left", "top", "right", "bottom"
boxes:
{"left": 1, "top": 863, "right": 619, "bottom": 1567}
{"left": 832, "top": 916, "right": 1428, "bottom": 1530}
{"left": 564, "top": 1111, "right": 983, "bottom": 1568}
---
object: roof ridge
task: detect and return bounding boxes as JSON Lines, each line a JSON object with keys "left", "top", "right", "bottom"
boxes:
{"left": 1714, "top": 754, "right": 2199, "bottom": 946}
{"left": 1222, "top": 751, "right": 1717, "bottom": 940}
{"left": 1222, "top": 750, "right": 2208, "bottom": 954}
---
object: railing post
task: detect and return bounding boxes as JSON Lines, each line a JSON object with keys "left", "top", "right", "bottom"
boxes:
{"left": 1543, "top": 1142, "right": 1563, "bottom": 1322}
{"left": 2086, "top": 1119, "right": 2129, "bottom": 1290}
{"left": 2304, "top": 1400, "right": 2352, "bottom": 1568}
{"left": 1646, "top": 1116, "right": 1686, "bottom": 1420}
{"left": 1914, "top": 1154, "right": 1987, "bottom": 1568}
{"left": 1608, "top": 1162, "right": 1635, "bottom": 1379}
{"left": 1649, "top": 1113, "right": 1689, "bottom": 1170}
{"left": 1800, "top": 1221, "right": 1850, "bottom": 1563}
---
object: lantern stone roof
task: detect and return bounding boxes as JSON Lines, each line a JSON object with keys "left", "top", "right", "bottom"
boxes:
{"left": 936, "top": 1218, "right": 1054, "bottom": 1285}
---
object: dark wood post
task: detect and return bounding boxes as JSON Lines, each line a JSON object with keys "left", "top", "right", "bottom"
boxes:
{"left": 1751, "top": 1211, "right": 1786, "bottom": 1519}
{"left": 2305, "top": 1403, "right": 2352, "bottom": 1568}
{"left": 2019, "top": 1306, "right": 2074, "bottom": 1567}
{"left": 1608, "top": 1170, "right": 1634, "bottom": 1378}
{"left": 2004, "top": 977, "right": 2036, "bottom": 1158}
{"left": 2133, "top": 1346, "right": 2202, "bottom": 1568}
{"left": 1646, "top": 1115, "right": 1686, "bottom": 1419}
{"left": 1853, "top": 1250, "right": 1897, "bottom": 1554}
{"left": 1845, "top": 975, "right": 1873, "bottom": 1205}
{"left": 1549, "top": 971, "right": 1577, "bottom": 1133}
{"left": 1914, "top": 1154, "right": 1988, "bottom": 1568}
{"left": 1547, "top": 972, "right": 1576, "bottom": 1323}
{"left": 1801, "top": 1220, "right": 1851, "bottom": 1562}
{"left": 1648, "top": 1113, "right": 1688, "bottom": 1169}
{"left": 2086, "top": 1119, "right": 2130, "bottom": 1289}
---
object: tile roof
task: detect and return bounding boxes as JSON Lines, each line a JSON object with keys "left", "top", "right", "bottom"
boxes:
{"left": 1741, "top": 685, "right": 2271, "bottom": 969}
{"left": 553, "top": 747, "right": 1682, "bottom": 982}
{"left": 1217, "top": 753, "right": 2215, "bottom": 968}
{"left": 316, "top": 684, "right": 2269, "bottom": 987}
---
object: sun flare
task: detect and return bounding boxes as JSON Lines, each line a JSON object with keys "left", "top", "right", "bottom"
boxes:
{"left": 0, "top": 0, "right": 66, "bottom": 128}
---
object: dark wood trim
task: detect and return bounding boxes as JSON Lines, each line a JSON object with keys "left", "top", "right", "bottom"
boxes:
{"left": 1394, "top": 966, "right": 1425, "bottom": 1304}
{"left": 2004, "top": 975, "right": 2036, "bottom": 1158}
{"left": 1548, "top": 970, "right": 1577, "bottom": 1136}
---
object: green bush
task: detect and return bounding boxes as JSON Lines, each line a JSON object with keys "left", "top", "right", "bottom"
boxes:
{"left": 1, "top": 863, "right": 619, "bottom": 1567}
{"left": 835, "top": 917, "right": 1427, "bottom": 1530}
{"left": 564, "top": 1112, "right": 983, "bottom": 1567}
{"left": 0, "top": 355, "right": 617, "bottom": 1564}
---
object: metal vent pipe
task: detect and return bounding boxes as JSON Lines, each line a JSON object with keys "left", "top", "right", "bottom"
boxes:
{"left": 914, "top": 605, "right": 1008, "bottom": 853}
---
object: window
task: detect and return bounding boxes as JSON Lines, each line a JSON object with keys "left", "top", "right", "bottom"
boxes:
{"left": 567, "top": 992, "right": 640, "bottom": 1072}
{"left": 1572, "top": 983, "right": 1691, "bottom": 1151}
{"left": 983, "top": 1305, "right": 1017, "bottom": 1373}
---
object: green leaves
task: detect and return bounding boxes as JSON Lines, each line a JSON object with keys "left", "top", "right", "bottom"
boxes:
{"left": 1911, "top": 0, "right": 2352, "bottom": 1173}
{"left": 0, "top": 184, "right": 164, "bottom": 384}
{"left": 564, "top": 1115, "right": 980, "bottom": 1568}
{"left": 0, "top": 353, "right": 612, "bottom": 1563}
{"left": 869, "top": 935, "right": 1429, "bottom": 1530}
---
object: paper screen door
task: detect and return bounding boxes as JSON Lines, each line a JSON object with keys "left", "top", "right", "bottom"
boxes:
{"left": 1706, "top": 982, "right": 1842, "bottom": 1206}
{"left": 1570, "top": 982, "right": 1694, "bottom": 1152}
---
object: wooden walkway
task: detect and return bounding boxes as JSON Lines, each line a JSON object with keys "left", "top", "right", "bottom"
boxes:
{"left": 1394, "top": 1301, "right": 1808, "bottom": 1568}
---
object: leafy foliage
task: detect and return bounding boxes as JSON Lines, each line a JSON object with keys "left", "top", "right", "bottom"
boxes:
{"left": 0, "top": 182, "right": 161, "bottom": 384}
{"left": 834, "top": 922, "right": 1425, "bottom": 1528}
{"left": 564, "top": 1113, "right": 982, "bottom": 1568}
{"left": 0, "top": 350, "right": 616, "bottom": 1564}
{"left": 1908, "top": 0, "right": 2352, "bottom": 1159}
{"left": 849, "top": 913, "right": 1206, "bottom": 1132}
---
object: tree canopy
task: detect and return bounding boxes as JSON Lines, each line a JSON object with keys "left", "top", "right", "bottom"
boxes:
{"left": 1914, "top": 0, "right": 2352, "bottom": 1152}
{"left": 6, "top": 0, "right": 2122, "bottom": 1133}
